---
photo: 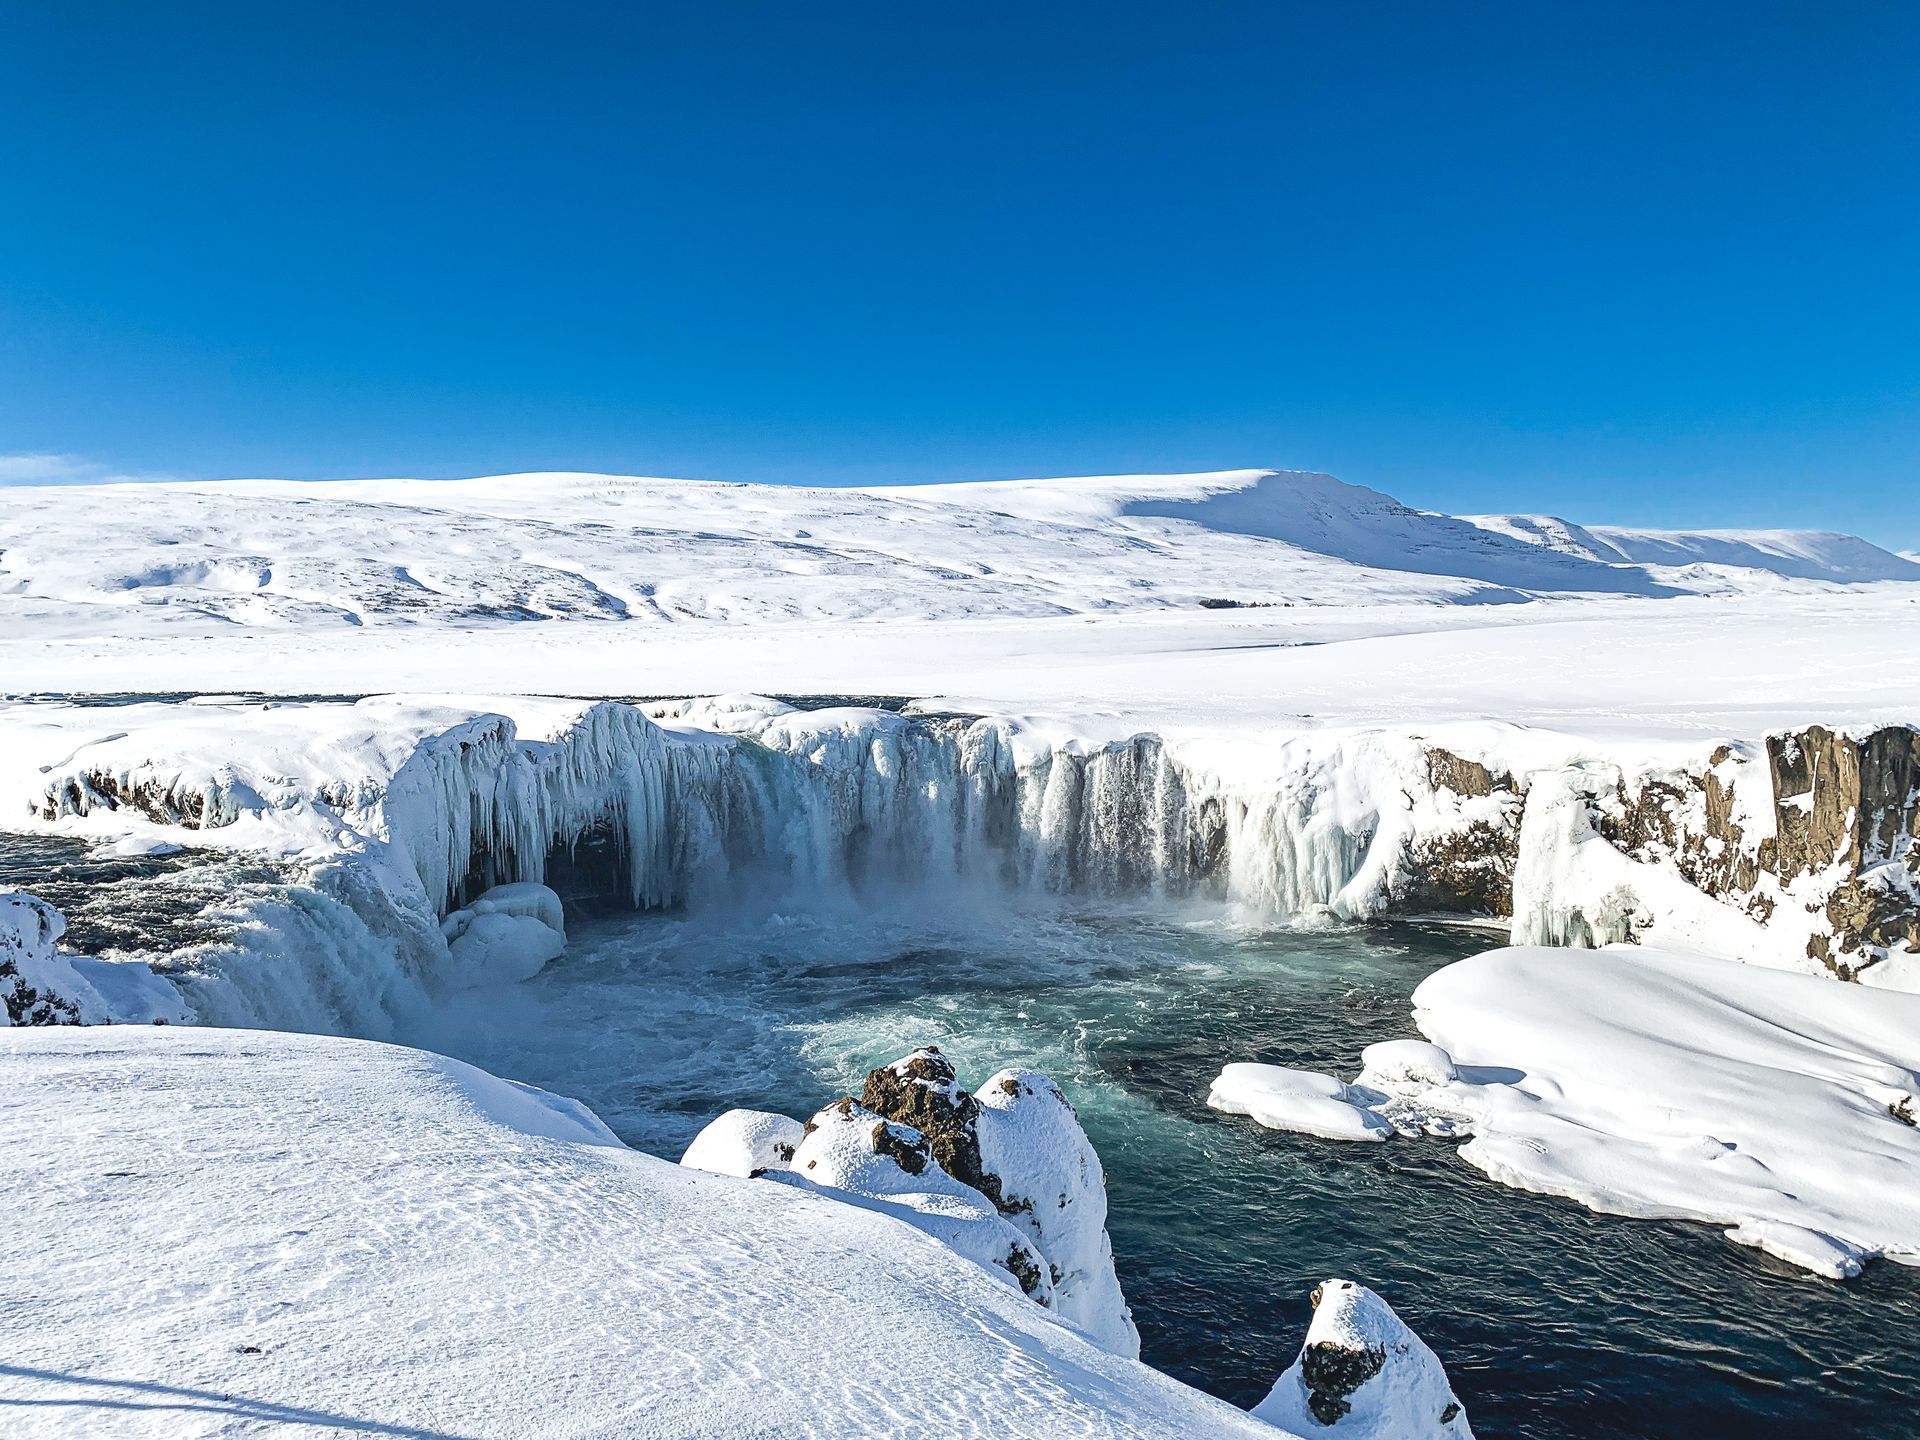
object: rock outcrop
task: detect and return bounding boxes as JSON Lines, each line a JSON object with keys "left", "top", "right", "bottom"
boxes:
{"left": 681, "top": 1047, "right": 1139, "bottom": 1357}
{"left": 1252, "top": 1279, "right": 1473, "bottom": 1438}
{"left": 1, "top": 892, "right": 82, "bottom": 1026}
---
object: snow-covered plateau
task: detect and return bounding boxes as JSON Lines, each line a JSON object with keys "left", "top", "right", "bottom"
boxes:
{"left": 4, "top": 467, "right": 1919, "bottom": 1435}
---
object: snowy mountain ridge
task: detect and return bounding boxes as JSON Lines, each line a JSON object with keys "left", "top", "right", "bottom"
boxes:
{"left": 1464, "top": 511, "right": 1920, "bottom": 584}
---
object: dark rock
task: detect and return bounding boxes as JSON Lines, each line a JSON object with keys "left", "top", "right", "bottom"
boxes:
{"left": 860, "top": 1046, "right": 1003, "bottom": 1207}
{"left": 1300, "top": 1335, "right": 1386, "bottom": 1425}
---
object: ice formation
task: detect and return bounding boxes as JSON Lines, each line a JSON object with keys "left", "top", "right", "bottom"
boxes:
{"left": 4, "top": 685, "right": 1917, "bottom": 1037}
{"left": 439, "top": 882, "right": 568, "bottom": 986}
{"left": 681, "top": 1047, "right": 1139, "bottom": 1358}
{"left": 1252, "top": 1280, "right": 1473, "bottom": 1438}
{"left": 1209, "top": 946, "right": 1920, "bottom": 1278}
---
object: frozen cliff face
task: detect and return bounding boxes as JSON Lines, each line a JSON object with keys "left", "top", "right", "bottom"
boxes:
{"left": 1252, "top": 1279, "right": 1473, "bottom": 1438}
{"left": 1524, "top": 725, "right": 1920, "bottom": 985}
{"left": 16, "top": 696, "right": 1920, "bottom": 1038}
{"left": 681, "top": 1048, "right": 1138, "bottom": 1357}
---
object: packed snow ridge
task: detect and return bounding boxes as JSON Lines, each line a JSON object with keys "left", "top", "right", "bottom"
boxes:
{"left": 1209, "top": 946, "right": 1920, "bottom": 1279}
{"left": 0, "top": 1022, "right": 1472, "bottom": 1439}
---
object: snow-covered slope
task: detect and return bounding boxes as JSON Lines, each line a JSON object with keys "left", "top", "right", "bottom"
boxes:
{"left": 1467, "top": 512, "right": 1920, "bottom": 584}
{"left": 1, "top": 471, "right": 1906, "bottom": 660}
{"left": 0, "top": 1025, "right": 1292, "bottom": 1439}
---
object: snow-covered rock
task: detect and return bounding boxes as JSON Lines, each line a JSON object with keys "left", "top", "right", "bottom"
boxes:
{"left": 1211, "top": 945, "right": 1920, "bottom": 1278}
{"left": 784, "top": 1095, "right": 1058, "bottom": 1309}
{"left": 0, "top": 1025, "right": 1285, "bottom": 1439}
{"left": 0, "top": 890, "right": 186, "bottom": 1027}
{"left": 440, "top": 881, "right": 568, "bottom": 985}
{"left": 0, "top": 891, "right": 81, "bottom": 1026}
{"left": 684, "top": 1048, "right": 1140, "bottom": 1357}
{"left": 1252, "top": 1279, "right": 1473, "bottom": 1438}
{"left": 681, "top": 1107, "right": 806, "bottom": 1178}
{"left": 974, "top": 1067, "right": 1141, "bottom": 1357}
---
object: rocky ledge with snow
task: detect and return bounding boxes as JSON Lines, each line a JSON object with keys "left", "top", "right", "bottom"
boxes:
{"left": 683, "top": 1045, "right": 1141, "bottom": 1358}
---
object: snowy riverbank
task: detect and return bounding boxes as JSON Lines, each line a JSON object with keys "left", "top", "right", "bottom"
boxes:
{"left": 1210, "top": 945, "right": 1920, "bottom": 1278}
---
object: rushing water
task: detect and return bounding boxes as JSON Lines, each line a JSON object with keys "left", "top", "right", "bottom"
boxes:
{"left": 397, "top": 896, "right": 1920, "bottom": 1440}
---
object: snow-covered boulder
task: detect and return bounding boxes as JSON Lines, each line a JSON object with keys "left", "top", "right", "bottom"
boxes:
{"left": 1, "top": 892, "right": 81, "bottom": 1026}
{"left": 680, "top": 1108, "right": 806, "bottom": 1178}
{"left": 0, "top": 890, "right": 187, "bottom": 1027}
{"left": 439, "top": 882, "right": 567, "bottom": 986}
{"left": 1253, "top": 1279, "right": 1473, "bottom": 1438}
{"left": 1207, "top": 1063, "right": 1392, "bottom": 1141}
{"left": 974, "top": 1067, "right": 1141, "bottom": 1357}
{"left": 785, "top": 1096, "right": 1057, "bottom": 1307}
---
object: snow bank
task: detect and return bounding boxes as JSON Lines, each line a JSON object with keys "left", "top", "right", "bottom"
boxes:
{"left": 1252, "top": 1280, "right": 1474, "bottom": 1439}
{"left": 1207, "top": 1063, "right": 1392, "bottom": 1142}
{"left": 1210, "top": 945, "right": 1920, "bottom": 1278}
{"left": 0, "top": 1026, "right": 1288, "bottom": 1439}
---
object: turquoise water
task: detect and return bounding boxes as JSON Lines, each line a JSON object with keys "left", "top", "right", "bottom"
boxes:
{"left": 408, "top": 899, "right": 1920, "bottom": 1440}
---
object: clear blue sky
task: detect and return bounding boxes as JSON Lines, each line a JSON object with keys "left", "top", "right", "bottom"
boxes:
{"left": 2, "top": 3, "right": 1916, "bottom": 542}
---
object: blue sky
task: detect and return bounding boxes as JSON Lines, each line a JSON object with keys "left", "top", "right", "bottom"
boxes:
{"left": 2, "top": 3, "right": 1915, "bottom": 543}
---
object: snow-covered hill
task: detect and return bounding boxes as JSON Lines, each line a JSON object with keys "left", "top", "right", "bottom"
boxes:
{"left": 1465, "top": 512, "right": 1920, "bottom": 584}
{"left": 1, "top": 470, "right": 1909, "bottom": 650}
